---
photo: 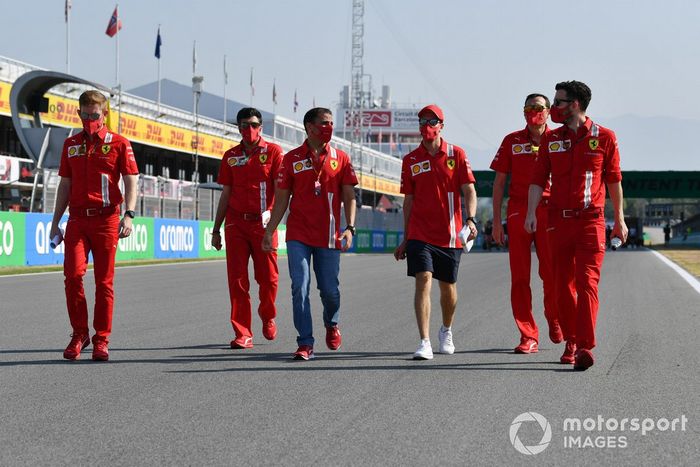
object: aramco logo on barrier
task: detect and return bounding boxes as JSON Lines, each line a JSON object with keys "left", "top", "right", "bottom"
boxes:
{"left": 159, "top": 225, "right": 194, "bottom": 252}
{"left": 35, "top": 220, "right": 66, "bottom": 254}
{"left": 510, "top": 412, "right": 552, "bottom": 455}
{"left": 119, "top": 224, "right": 148, "bottom": 252}
{"left": 0, "top": 219, "right": 14, "bottom": 256}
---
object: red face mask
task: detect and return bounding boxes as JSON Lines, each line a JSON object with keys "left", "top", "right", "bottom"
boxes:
{"left": 420, "top": 125, "right": 440, "bottom": 141}
{"left": 315, "top": 124, "right": 333, "bottom": 144}
{"left": 525, "top": 111, "right": 548, "bottom": 126}
{"left": 549, "top": 105, "right": 570, "bottom": 124}
{"left": 240, "top": 126, "right": 261, "bottom": 144}
{"left": 81, "top": 118, "right": 103, "bottom": 135}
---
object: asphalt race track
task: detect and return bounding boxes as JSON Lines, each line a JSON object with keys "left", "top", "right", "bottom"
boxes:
{"left": 1, "top": 250, "right": 698, "bottom": 466}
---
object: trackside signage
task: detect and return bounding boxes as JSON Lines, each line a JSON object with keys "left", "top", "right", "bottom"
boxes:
{"left": 154, "top": 218, "right": 198, "bottom": 259}
{"left": 0, "top": 211, "right": 25, "bottom": 266}
{"left": 24, "top": 213, "right": 69, "bottom": 266}
{"left": 116, "top": 217, "right": 154, "bottom": 261}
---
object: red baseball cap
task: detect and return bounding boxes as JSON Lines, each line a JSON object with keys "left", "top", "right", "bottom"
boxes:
{"left": 418, "top": 104, "right": 444, "bottom": 121}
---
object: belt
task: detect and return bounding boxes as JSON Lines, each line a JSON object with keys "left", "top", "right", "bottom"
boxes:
{"left": 230, "top": 210, "right": 262, "bottom": 221}
{"left": 556, "top": 208, "right": 602, "bottom": 220}
{"left": 70, "top": 205, "right": 120, "bottom": 217}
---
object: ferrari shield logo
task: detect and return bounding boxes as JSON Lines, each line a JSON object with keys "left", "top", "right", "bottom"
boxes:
{"left": 101, "top": 144, "right": 111, "bottom": 155}
{"left": 330, "top": 160, "right": 338, "bottom": 171}
{"left": 447, "top": 159, "right": 455, "bottom": 170}
{"left": 589, "top": 139, "right": 599, "bottom": 151}
{"left": 259, "top": 154, "right": 268, "bottom": 164}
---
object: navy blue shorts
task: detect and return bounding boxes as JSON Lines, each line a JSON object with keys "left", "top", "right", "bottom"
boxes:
{"left": 406, "top": 239, "right": 462, "bottom": 283}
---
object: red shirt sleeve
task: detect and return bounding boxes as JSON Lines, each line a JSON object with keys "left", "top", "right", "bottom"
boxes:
{"left": 58, "top": 140, "right": 71, "bottom": 178}
{"left": 490, "top": 135, "right": 511, "bottom": 174}
{"left": 457, "top": 146, "right": 476, "bottom": 185}
{"left": 276, "top": 153, "right": 294, "bottom": 190}
{"left": 531, "top": 134, "right": 551, "bottom": 188}
{"left": 400, "top": 157, "right": 413, "bottom": 195}
{"left": 604, "top": 130, "right": 622, "bottom": 183}
{"left": 119, "top": 139, "right": 139, "bottom": 175}
{"left": 217, "top": 149, "right": 232, "bottom": 185}
{"left": 340, "top": 153, "right": 358, "bottom": 186}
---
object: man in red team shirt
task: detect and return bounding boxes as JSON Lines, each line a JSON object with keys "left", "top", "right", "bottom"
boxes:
{"left": 50, "top": 90, "right": 139, "bottom": 361}
{"left": 525, "top": 81, "right": 628, "bottom": 370}
{"left": 262, "top": 107, "right": 357, "bottom": 361}
{"left": 394, "top": 105, "right": 477, "bottom": 360}
{"left": 491, "top": 94, "right": 562, "bottom": 354}
{"left": 212, "top": 108, "right": 283, "bottom": 349}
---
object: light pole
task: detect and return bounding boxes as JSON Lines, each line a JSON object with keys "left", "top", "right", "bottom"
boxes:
{"left": 192, "top": 75, "right": 204, "bottom": 219}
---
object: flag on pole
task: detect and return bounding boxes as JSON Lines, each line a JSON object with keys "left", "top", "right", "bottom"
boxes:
{"left": 192, "top": 41, "right": 197, "bottom": 74}
{"left": 65, "top": 0, "right": 71, "bottom": 23}
{"left": 293, "top": 89, "right": 298, "bottom": 113}
{"left": 366, "top": 122, "right": 372, "bottom": 143}
{"left": 249, "top": 68, "right": 255, "bottom": 96}
{"left": 313, "top": 96, "right": 316, "bottom": 107}
{"left": 154, "top": 27, "right": 162, "bottom": 59}
{"left": 223, "top": 55, "right": 228, "bottom": 85}
{"left": 105, "top": 6, "right": 122, "bottom": 37}
{"left": 390, "top": 132, "right": 397, "bottom": 151}
{"left": 272, "top": 79, "right": 277, "bottom": 105}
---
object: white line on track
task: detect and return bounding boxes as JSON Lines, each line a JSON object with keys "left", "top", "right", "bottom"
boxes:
{"left": 650, "top": 249, "right": 700, "bottom": 295}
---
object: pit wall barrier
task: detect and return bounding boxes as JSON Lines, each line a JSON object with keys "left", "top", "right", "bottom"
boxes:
{"left": 0, "top": 211, "right": 402, "bottom": 267}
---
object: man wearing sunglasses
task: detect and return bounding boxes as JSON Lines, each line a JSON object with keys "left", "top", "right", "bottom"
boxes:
{"left": 212, "top": 108, "right": 283, "bottom": 349}
{"left": 490, "top": 94, "right": 561, "bottom": 355}
{"left": 50, "top": 90, "right": 139, "bottom": 361}
{"left": 263, "top": 107, "right": 358, "bottom": 361}
{"left": 394, "top": 105, "right": 477, "bottom": 360}
{"left": 526, "top": 80, "right": 628, "bottom": 370}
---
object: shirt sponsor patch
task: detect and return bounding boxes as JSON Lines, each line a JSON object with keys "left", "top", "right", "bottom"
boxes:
{"left": 101, "top": 144, "right": 111, "bottom": 155}
{"left": 330, "top": 160, "right": 338, "bottom": 171}
{"left": 512, "top": 143, "right": 533, "bottom": 154}
{"left": 446, "top": 159, "right": 455, "bottom": 170}
{"left": 293, "top": 159, "right": 313, "bottom": 174}
{"left": 67, "top": 144, "right": 85, "bottom": 157}
{"left": 259, "top": 154, "right": 268, "bottom": 164}
{"left": 228, "top": 156, "right": 248, "bottom": 167}
{"left": 411, "top": 160, "right": 431, "bottom": 176}
{"left": 589, "top": 139, "right": 599, "bottom": 150}
{"left": 548, "top": 140, "right": 571, "bottom": 153}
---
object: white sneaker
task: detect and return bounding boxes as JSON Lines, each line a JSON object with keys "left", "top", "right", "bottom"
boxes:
{"left": 438, "top": 326, "right": 455, "bottom": 354}
{"left": 413, "top": 339, "right": 433, "bottom": 360}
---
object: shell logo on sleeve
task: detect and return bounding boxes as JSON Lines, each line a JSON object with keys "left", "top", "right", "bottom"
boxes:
{"left": 410, "top": 160, "right": 431, "bottom": 176}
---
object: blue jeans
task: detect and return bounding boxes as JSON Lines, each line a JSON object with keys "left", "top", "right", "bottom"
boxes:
{"left": 286, "top": 240, "right": 341, "bottom": 347}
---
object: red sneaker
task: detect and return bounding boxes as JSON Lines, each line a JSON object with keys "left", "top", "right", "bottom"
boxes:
{"left": 326, "top": 325, "right": 342, "bottom": 350}
{"left": 63, "top": 333, "right": 90, "bottom": 360}
{"left": 560, "top": 341, "right": 576, "bottom": 364}
{"left": 262, "top": 319, "right": 277, "bottom": 341}
{"left": 548, "top": 321, "right": 563, "bottom": 344}
{"left": 293, "top": 345, "right": 314, "bottom": 360}
{"left": 92, "top": 339, "right": 109, "bottom": 361}
{"left": 574, "top": 348, "right": 595, "bottom": 371}
{"left": 230, "top": 336, "right": 253, "bottom": 349}
{"left": 514, "top": 337, "right": 538, "bottom": 354}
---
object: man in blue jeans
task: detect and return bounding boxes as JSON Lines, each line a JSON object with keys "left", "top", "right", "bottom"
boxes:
{"left": 262, "top": 107, "right": 358, "bottom": 360}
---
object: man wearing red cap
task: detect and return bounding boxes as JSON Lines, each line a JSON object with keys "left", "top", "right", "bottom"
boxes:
{"left": 263, "top": 107, "right": 357, "bottom": 361}
{"left": 212, "top": 107, "right": 283, "bottom": 349}
{"left": 50, "top": 90, "right": 139, "bottom": 361}
{"left": 490, "top": 94, "right": 561, "bottom": 354}
{"left": 526, "top": 80, "right": 628, "bottom": 370}
{"left": 394, "top": 105, "right": 477, "bottom": 360}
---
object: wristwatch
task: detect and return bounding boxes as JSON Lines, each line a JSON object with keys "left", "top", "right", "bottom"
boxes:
{"left": 344, "top": 225, "right": 356, "bottom": 235}
{"left": 124, "top": 210, "right": 136, "bottom": 219}
{"left": 465, "top": 217, "right": 477, "bottom": 226}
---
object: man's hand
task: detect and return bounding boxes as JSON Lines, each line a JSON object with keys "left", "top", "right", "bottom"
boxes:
{"left": 492, "top": 221, "right": 505, "bottom": 245}
{"left": 524, "top": 212, "right": 537, "bottom": 234}
{"left": 394, "top": 240, "right": 407, "bottom": 261}
{"left": 611, "top": 219, "right": 629, "bottom": 244}
{"left": 118, "top": 216, "right": 133, "bottom": 238}
{"left": 466, "top": 220, "right": 478, "bottom": 241}
{"left": 49, "top": 224, "right": 63, "bottom": 243}
{"left": 211, "top": 231, "right": 222, "bottom": 251}
{"left": 338, "top": 230, "right": 353, "bottom": 252}
{"left": 261, "top": 231, "right": 275, "bottom": 252}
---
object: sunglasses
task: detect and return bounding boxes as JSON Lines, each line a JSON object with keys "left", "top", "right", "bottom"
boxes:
{"left": 523, "top": 105, "right": 548, "bottom": 113}
{"left": 419, "top": 118, "right": 442, "bottom": 127}
{"left": 239, "top": 122, "right": 261, "bottom": 129}
{"left": 79, "top": 112, "right": 102, "bottom": 120}
{"left": 552, "top": 98, "right": 573, "bottom": 107}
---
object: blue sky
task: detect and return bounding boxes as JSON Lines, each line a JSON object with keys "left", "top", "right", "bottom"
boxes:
{"left": 2, "top": 0, "right": 699, "bottom": 169}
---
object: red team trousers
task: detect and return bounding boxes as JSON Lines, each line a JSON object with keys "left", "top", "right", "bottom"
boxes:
{"left": 547, "top": 209, "right": 606, "bottom": 350}
{"left": 507, "top": 200, "right": 556, "bottom": 342}
{"left": 63, "top": 213, "right": 120, "bottom": 342}
{"left": 224, "top": 214, "right": 278, "bottom": 339}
